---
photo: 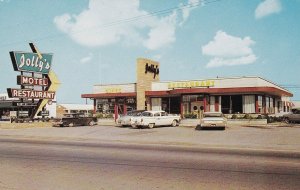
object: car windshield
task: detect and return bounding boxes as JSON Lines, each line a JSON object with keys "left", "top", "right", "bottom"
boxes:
{"left": 126, "top": 111, "right": 144, "bottom": 116}
{"left": 142, "top": 112, "right": 153, "bottom": 117}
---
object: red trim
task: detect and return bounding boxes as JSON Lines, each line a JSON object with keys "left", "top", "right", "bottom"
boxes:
{"left": 180, "top": 96, "right": 183, "bottom": 117}
{"left": 203, "top": 97, "right": 207, "bottom": 112}
{"left": 93, "top": 99, "right": 96, "bottom": 114}
{"left": 255, "top": 95, "right": 259, "bottom": 113}
{"left": 124, "top": 104, "right": 127, "bottom": 115}
{"left": 145, "top": 91, "right": 170, "bottom": 96}
{"left": 215, "top": 96, "right": 219, "bottom": 112}
{"left": 114, "top": 104, "right": 118, "bottom": 121}
{"left": 82, "top": 92, "right": 136, "bottom": 99}
{"left": 145, "top": 87, "right": 292, "bottom": 97}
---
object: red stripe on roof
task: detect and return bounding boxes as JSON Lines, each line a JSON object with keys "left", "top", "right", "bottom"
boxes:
{"left": 81, "top": 92, "right": 136, "bottom": 98}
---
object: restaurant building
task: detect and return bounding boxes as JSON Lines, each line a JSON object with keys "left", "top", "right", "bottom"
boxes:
{"left": 81, "top": 58, "right": 293, "bottom": 118}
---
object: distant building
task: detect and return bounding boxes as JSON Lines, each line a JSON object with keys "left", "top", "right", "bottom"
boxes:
{"left": 0, "top": 93, "right": 56, "bottom": 120}
{"left": 56, "top": 104, "right": 93, "bottom": 118}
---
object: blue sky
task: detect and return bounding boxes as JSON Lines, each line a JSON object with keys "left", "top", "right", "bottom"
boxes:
{"left": 0, "top": 0, "right": 300, "bottom": 104}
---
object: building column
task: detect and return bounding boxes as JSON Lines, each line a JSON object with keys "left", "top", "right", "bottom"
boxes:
{"left": 255, "top": 95, "right": 259, "bottom": 113}
{"left": 93, "top": 99, "right": 96, "bottom": 114}
{"left": 114, "top": 104, "right": 118, "bottom": 121}
{"left": 180, "top": 95, "right": 183, "bottom": 118}
{"left": 203, "top": 96, "right": 207, "bottom": 112}
{"left": 123, "top": 103, "right": 127, "bottom": 115}
{"left": 215, "top": 96, "right": 219, "bottom": 112}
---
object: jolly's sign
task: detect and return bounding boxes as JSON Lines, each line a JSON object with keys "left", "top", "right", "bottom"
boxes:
{"left": 10, "top": 51, "right": 53, "bottom": 74}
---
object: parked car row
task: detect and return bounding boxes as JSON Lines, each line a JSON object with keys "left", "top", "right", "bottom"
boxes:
{"left": 51, "top": 110, "right": 228, "bottom": 130}
{"left": 117, "top": 110, "right": 227, "bottom": 130}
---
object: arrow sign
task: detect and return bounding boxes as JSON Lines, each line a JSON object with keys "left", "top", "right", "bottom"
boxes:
{"left": 28, "top": 43, "right": 61, "bottom": 118}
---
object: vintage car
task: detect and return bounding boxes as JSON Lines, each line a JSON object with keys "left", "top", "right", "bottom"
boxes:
{"left": 130, "top": 110, "right": 181, "bottom": 129}
{"left": 116, "top": 110, "right": 145, "bottom": 127}
{"left": 52, "top": 113, "right": 97, "bottom": 127}
{"left": 197, "top": 112, "right": 227, "bottom": 130}
{"left": 283, "top": 109, "right": 300, "bottom": 123}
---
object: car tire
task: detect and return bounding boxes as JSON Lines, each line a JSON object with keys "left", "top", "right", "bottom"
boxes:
{"left": 171, "top": 120, "right": 177, "bottom": 127}
{"left": 148, "top": 123, "right": 155, "bottom": 129}
{"left": 284, "top": 118, "right": 290, "bottom": 124}
{"left": 68, "top": 123, "right": 74, "bottom": 127}
{"left": 89, "top": 121, "right": 95, "bottom": 126}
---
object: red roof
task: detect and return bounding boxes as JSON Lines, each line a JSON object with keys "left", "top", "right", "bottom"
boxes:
{"left": 81, "top": 92, "right": 136, "bottom": 98}
{"left": 82, "top": 87, "right": 292, "bottom": 99}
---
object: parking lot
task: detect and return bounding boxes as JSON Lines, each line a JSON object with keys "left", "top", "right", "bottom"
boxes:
{"left": 1, "top": 122, "right": 300, "bottom": 152}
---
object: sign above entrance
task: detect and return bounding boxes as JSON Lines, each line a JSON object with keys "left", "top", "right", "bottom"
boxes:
{"left": 105, "top": 88, "right": 122, "bottom": 93}
{"left": 10, "top": 51, "right": 53, "bottom": 74}
{"left": 168, "top": 80, "right": 215, "bottom": 89}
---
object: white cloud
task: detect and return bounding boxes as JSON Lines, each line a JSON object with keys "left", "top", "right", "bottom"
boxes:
{"left": 180, "top": 0, "right": 202, "bottom": 26}
{"left": 255, "top": 0, "right": 282, "bottom": 19}
{"left": 206, "top": 54, "right": 257, "bottom": 68}
{"left": 54, "top": 0, "right": 199, "bottom": 50}
{"left": 80, "top": 53, "right": 93, "bottom": 64}
{"left": 143, "top": 11, "right": 177, "bottom": 50}
{"left": 202, "top": 30, "right": 257, "bottom": 68}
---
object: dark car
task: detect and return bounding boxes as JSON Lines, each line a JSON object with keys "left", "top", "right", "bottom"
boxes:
{"left": 283, "top": 109, "right": 300, "bottom": 123}
{"left": 52, "top": 113, "right": 97, "bottom": 127}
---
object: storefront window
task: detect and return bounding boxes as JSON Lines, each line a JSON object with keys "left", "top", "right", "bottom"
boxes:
{"left": 182, "top": 95, "right": 204, "bottom": 118}
{"left": 97, "top": 98, "right": 136, "bottom": 115}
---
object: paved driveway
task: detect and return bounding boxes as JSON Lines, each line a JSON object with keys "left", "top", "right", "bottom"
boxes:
{"left": 1, "top": 124, "right": 300, "bottom": 152}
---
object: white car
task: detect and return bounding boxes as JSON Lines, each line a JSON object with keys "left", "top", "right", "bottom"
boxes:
{"left": 116, "top": 110, "right": 144, "bottom": 127}
{"left": 131, "top": 110, "right": 181, "bottom": 129}
{"left": 198, "top": 112, "right": 227, "bottom": 130}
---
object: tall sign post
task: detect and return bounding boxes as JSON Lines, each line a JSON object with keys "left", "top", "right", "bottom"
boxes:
{"left": 7, "top": 43, "right": 60, "bottom": 119}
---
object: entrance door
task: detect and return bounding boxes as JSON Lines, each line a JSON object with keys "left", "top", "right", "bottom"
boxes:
{"left": 162, "top": 97, "right": 181, "bottom": 114}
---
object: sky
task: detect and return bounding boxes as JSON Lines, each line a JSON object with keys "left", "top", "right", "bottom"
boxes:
{"left": 0, "top": 0, "right": 300, "bottom": 104}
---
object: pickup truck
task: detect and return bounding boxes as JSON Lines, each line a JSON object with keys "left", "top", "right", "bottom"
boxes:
{"left": 130, "top": 110, "right": 181, "bottom": 129}
{"left": 52, "top": 113, "right": 97, "bottom": 127}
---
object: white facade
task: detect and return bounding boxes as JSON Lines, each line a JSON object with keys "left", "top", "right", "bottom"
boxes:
{"left": 93, "top": 83, "right": 136, "bottom": 94}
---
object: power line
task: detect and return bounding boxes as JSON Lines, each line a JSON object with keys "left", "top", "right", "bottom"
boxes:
{"left": 0, "top": 0, "right": 222, "bottom": 48}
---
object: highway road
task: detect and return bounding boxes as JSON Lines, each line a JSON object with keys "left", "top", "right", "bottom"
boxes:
{"left": 0, "top": 138, "right": 300, "bottom": 190}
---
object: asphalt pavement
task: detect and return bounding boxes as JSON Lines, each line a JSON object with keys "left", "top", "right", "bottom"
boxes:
{"left": 1, "top": 138, "right": 300, "bottom": 190}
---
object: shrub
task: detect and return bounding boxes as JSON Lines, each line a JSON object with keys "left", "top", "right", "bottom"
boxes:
{"left": 231, "top": 114, "right": 238, "bottom": 119}
{"left": 243, "top": 114, "right": 252, "bottom": 119}
{"left": 257, "top": 115, "right": 263, "bottom": 119}
{"left": 184, "top": 113, "right": 197, "bottom": 119}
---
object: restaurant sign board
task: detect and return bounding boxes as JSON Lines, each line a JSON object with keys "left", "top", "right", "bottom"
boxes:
{"left": 17, "top": 75, "right": 49, "bottom": 86}
{"left": 7, "top": 88, "right": 55, "bottom": 99}
{"left": 10, "top": 51, "right": 53, "bottom": 74}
